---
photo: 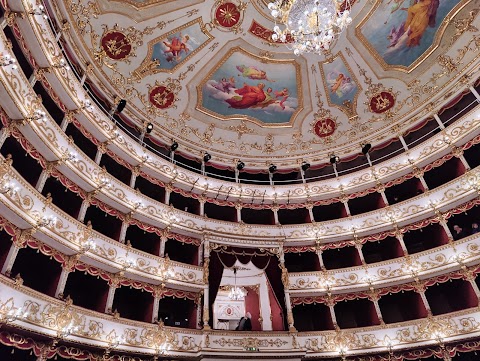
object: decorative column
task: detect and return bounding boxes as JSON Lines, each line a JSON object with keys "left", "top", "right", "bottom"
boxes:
{"left": 196, "top": 291, "right": 203, "bottom": 329}
{"left": 433, "top": 114, "right": 445, "bottom": 129}
{"left": 59, "top": 109, "right": 79, "bottom": 132}
{"left": 78, "top": 191, "right": 96, "bottom": 222}
{"left": 355, "top": 243, "right": 366, "bottom": 265}
{"left": 279, "top": 246, "right": 296, "bottom": 332}
{"left": 159, "top": 230, "right": 168, "bottom": 257}
{"left": 376, "top": 182, "right": 389, "bottom": 206}
{"left": 164, "top": 184, "right": 172, "bottom": 206}
{"left": 325, "top": 293, "right": 338, "bottom": 328}
{"left": 340, "top": 193, "right": 351, "bottom": 216}
{"left": 272, "top": 204, "right": 280, "bottom": 225}
{"left": 414, "top": 281, "right": 432, "bottom": 315}
{"left": 306, "top": 202, "right": 315, "bottom": 223}
{"left": 451, "top": 145, "right": 470, "bottom": 171}
{"left": 35, "top": 160, "right": 59, "bottom": 193}
{"left": 105, "top": 276, "right": 121, "bottom": 313}
{"left": 202, "top": 238, "right": 211, "bottom": 329}
{"left": 367, "top": 285, "right": 384, "bottom": 325}
{"left": 398, "top": 134, "right": 409, "bottom": 151}
{"left": 412, "top": 165, "right": 429, "bottom": 191}
{"left": 95, "top": 141, "right": 109, "bottom": 165}
{"left": 152, "top": 286, "right": 163, "bottom": 323}
{"left": 235, "top": 202, "right": 242, "bottom": 222}
{"left": 315, "top": 242, "right": 325, "bottom": 270}
{"left": 393, "top": 227, "right": 408, "bottom": 255}
{"left": 470, "top": 86, "right": 480, "bottom": 101}
{"left": 1, "top": 229, "right": 34, "bottom": 276}
{"left": 55, "top": 255, "right": 78, "bottom": 298}
{"left": 199, "top": 196, "right": 206, "bottom": 216}
{"left": 118, "top": 213, "right": 131, "bottom": 244}
{"left": 130, "top": 165, "right": 140, "bottom": 188}
{"left": 198, "top": 241, "right": 204, "bottom": 267}
{"left": 0, "top": 124, "right": 12, "bottom": 149}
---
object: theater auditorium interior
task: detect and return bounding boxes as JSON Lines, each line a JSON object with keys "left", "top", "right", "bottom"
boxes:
{"left": 0, "top": 0, "right": 479, "bottom": 360}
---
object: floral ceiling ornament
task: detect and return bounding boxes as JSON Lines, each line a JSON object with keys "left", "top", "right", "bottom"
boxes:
{"left": 210, "top": 0, "right": 248, "bottom": 34}
{"left": 268, "top": 0, "right": 352, "bottom": 56}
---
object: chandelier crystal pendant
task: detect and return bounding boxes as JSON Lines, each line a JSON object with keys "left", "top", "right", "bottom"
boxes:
{"left": 268, "top": 0, "right": 352, "bottom": 56}
{"left": 228, "top": 267, "right": 246, "bottom": 301}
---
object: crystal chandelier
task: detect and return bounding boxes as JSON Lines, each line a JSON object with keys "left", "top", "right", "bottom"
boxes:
{"left": 228, "top": 267, "right": 246, "bottom": 301}
{"left": 268, "top": 0, "right": 352, "bottom": 56}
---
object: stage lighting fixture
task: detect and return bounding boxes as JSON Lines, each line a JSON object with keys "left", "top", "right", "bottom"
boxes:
{"left": 330, "top": 155, "right": 340, "bottom": 164}
{"left": 361, "top": 143, "right": 372, "bottom": 155}
{"left": 236, "top": 161, "right": 245, "bottom": 171}
{"left": 170, "top": 141, "right": 178, "bottom": 152}
{"left": 269, "top": 164, "right": 277, "bottom": 173}
{"left": 203, "top": 153, "right": 211, "bottom": 162}
{"left": 146, "top": 123, "right": 153, "bottom": 134}
{"left": 116, "top": 99, "right": 127, "bottom": 113}
{"left": 301, "top": 161, "right": 310, "bottom": 171}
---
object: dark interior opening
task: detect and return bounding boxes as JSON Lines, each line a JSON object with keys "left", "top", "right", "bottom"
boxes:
{"left": 63, "top": 269, "right": 109, "bottom": 313}
{"left": 312, "top": 202, "right": 347, "bottom": 222}
{"left": 10, "top": 247, "right": 62, "bottom": 297}
{"left": 135, "top": 175, "right": 165, "bottom": 203}
{"left": 41, "top": 177, "right": 83, "bottom": 219}
{"left": 292, "top": 303, "right": 334, "bottom": 331}
{"left": 402, "top": 223, "right": 448, "bottom": 254}
{"left": 378, "top": 290, "right": 428, "bottom": 323}
{"left": 284, "top": 252, "right": 320, "bottom": 272}
{"left": 348, "top": 192, "right": 385, "bottom": 216}
{"left": 83, "top": 205, "right": 122, "bottom": 241}
{"left": 125, "top": 224, "right": 161, "bottom": 256}
{"left": 112, "top": 286, "right": 153, "bottom": 322}
{"left": 425, "top": 279, "right": 478, "bottom": 315}
{"left": 362, "top": 236, "right": 405, "bottom": 264}
{"left": 241, "top": 207, "right": 275, "bottom": 225}
{"left": 278, "top": 207, "right": 311, "bottom": 225}
{"left": 334, "top": 298, "right": 380, "bottom": 328}
{"left": 322, "top": 246, "right": 362, "bottom": 270}
{"left": 65, "top": 123, "right": 98, "bottom": 161}
{"left": 164, "top": 239, "right": 198, "bottom": 265}
{"left": 0, "top": 137, "right": 43, "bottom": 187}
{"left": 99, "top": 153, "right": 132, "bottom": 186}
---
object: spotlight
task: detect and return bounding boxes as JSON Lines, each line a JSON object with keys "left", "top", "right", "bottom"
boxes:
{"left": 361, "top": 143, "right": 372, "bottom": 155}
{"left": 170, "top": 141, "right": 178, "bottom": 152}
{"left": 268, "top": 164, "right": 277, "bottom": 173}
{"left": 301, "top": 161, "right": 310, "bottom": 171}
{"left": 203, "top": 152, "right": 211, "bottom": 163}
{"left": 116, "top": 99, "right": 127, "bottom": 113}
{"left": 330, "top": 155, "right": 340, "bottom": 164}
{"left": 236, "top": 161, "right": 245, "bottom": 171}
{"left": 146, "top": 122, "right": 153, "bottom": 134}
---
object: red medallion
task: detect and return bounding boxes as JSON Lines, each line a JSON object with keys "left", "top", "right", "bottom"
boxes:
{"left": 314, "top": 118, "right": 336, "bottom": 138}
{"left": 369, "top": 91, "right": 395, "bottom": 114}
{"left": 101, "top": 31, "right": 132, "bottom": 60}
{"left": 149, "top": 86, "right": 175, "bottom": 109}
{"left": 215, "top": 2, "right": 241, "bottom": 28}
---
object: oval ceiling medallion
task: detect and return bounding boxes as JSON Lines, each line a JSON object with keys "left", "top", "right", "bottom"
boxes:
{"left": 313, "top": 118, "right": 336, "bottom": 138}
{"left": 100, "top": 31, "right": 132, "bottom": 60}
{"left": 369, "top": 91, "right": 396, "bottom": 114}
{"left": 149, "top": 85, "right": 176, "bottom": 109}
{"left": 214, "top": 2, "right": 242, "bottom": 28}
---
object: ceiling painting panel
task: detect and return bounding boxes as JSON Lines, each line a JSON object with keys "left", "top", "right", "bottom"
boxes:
{"left": 359, "top": 0, "right": 466, "bottom": 71}
{"left": 319, "top": 52, "right": 361, "bottom": 117}
{"left": 133, "top": 18, "right": 213, "bottom": 78}
{"left": 197, "top": 47, "right": 302, "bottom": 127}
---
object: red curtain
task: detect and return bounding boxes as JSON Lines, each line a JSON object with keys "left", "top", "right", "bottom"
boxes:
{"left": 244, "top": 286, "right": 261, "bottom": 331}
{"left": 209, "top": 247, "right": 286, "bottom": 330}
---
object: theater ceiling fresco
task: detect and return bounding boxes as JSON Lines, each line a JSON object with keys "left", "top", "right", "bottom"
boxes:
{"left": 51, "top": 0, "right": 480, "bottom": 168}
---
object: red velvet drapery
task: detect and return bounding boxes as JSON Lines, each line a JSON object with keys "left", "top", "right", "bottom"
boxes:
{"left": 208, "top": 247, "right": 286, "bottom": 330}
